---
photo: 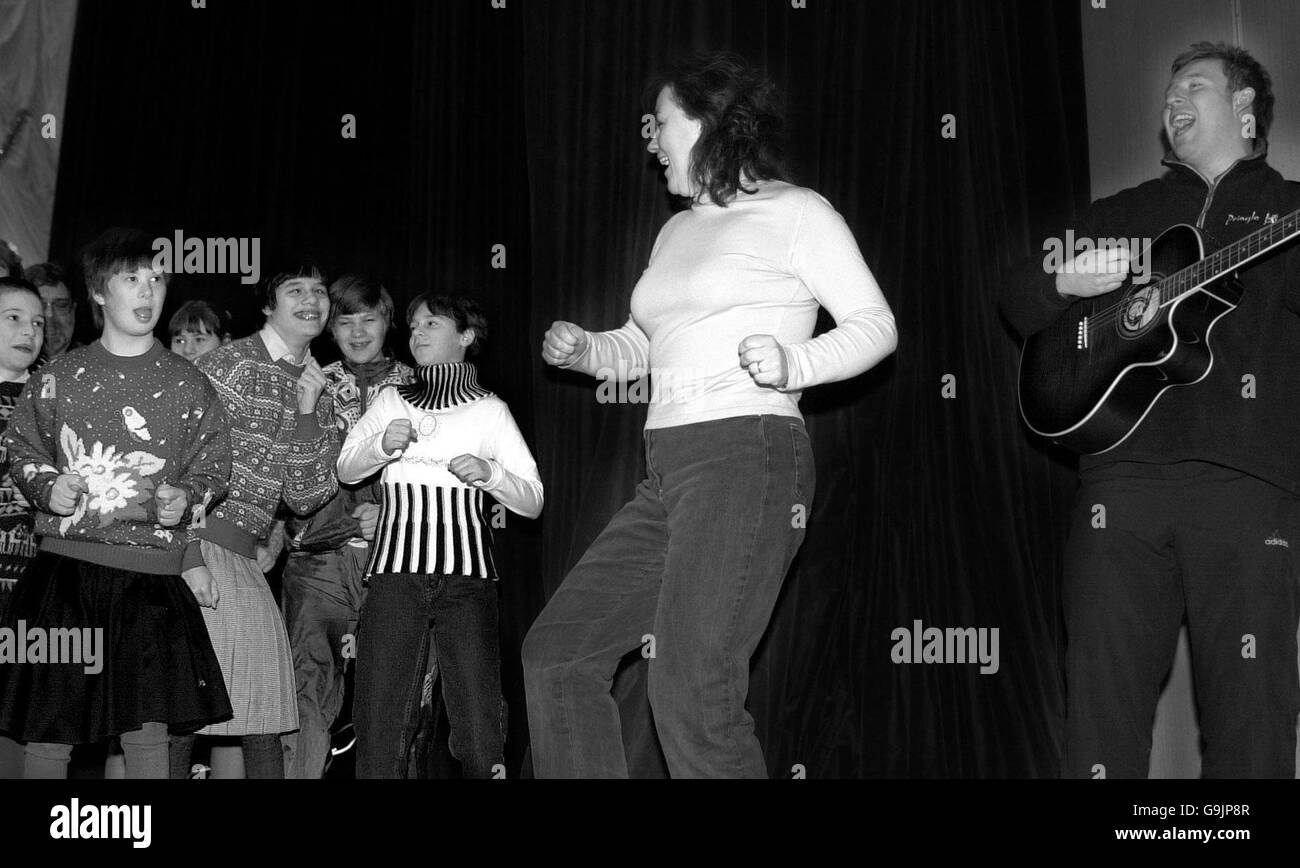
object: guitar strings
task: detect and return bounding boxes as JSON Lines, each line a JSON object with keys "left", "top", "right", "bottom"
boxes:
{"left": 1082, "top": 214, "right": 1300, "bottom": 336}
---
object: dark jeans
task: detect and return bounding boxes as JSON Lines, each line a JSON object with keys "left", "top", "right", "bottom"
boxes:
{"left": 355, "top": 572, "right": 505, "bottom": 778}
{"left": 1064, "top": 461, "right": 1300, "bottom": 778}
{"left": 522, "top": 414, "right": 815, "bottom": 778}
{"left": 280, "top": 545, "right": 368, "bottom": 778}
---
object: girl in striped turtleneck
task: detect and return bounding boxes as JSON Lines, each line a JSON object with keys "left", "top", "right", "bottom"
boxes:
{"left": 338, "top": 294, "right": 542, "bottom": 778}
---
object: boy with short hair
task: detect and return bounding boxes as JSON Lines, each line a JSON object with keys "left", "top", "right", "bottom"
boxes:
{"left": 281, "top": 273, "right": 413, "bottom": 778}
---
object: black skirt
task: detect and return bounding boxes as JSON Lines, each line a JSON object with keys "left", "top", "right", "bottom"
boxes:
{"left": 0, "top": 550, "right": 233, "bottom": 744}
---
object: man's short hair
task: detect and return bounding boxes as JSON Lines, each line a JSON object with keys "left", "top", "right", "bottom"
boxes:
{"left": 24, "top": 261, "right": 67, "bottom": 292}
{"left": 81, "top": 228, "right": 166, "bottom": 329}
{"left": 406, "top": 293, "right": 488, "bottom": 356}
{"left": 1172, "top": 42, "right": 1274, "bottom": 141}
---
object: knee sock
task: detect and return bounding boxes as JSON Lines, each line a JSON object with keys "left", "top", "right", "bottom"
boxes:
{"left": 119, "top": 723, "right": 168, "bottom": 779}
{"left": 0, "top": 736, "right": 24, "bottom": 780}
{"left": 169, "top": 733, "right": 197, "bottom": 780}
{"left": 24, "top": 742, "right": 73, "bottom": 779}
{"left": 242, "top": 734, "right": 285, "bottom": 779}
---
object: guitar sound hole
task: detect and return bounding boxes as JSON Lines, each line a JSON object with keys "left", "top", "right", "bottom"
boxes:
{"left": 1118, "top": 285, "right": 1161, "bottom": 337}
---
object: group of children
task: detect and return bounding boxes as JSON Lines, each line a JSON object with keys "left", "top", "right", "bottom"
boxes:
{"left": 0, "top": 227, "right": 542, "bottom": 778}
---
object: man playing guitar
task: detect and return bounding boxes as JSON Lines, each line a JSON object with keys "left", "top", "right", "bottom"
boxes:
{"left": 1004, "top": 42, "right": 1300, "bottom": 778}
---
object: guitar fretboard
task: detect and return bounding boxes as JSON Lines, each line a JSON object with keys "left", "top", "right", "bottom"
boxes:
{"left": 1165, "top": 207, "right": 1300, "bottom": 299}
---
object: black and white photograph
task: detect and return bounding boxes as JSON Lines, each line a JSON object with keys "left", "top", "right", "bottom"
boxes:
{"left": 0, "top": 0, "right": 1296, "bottom": 854}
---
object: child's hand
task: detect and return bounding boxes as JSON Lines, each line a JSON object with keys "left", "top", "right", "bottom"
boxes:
{"left": 255, "top": 545, "right": 277, "bottom": 573}
{"left": 49, "top": 474, "right": 88, "bottom": 516}
{"left": 182, "top": 565, "right": 220, "bottom": 609}
{"left": 296, "top": 359, "right": 328, "bottom": 415}
{"left": 448, "top": 454, "right": 492, "bottom": 487}
{"left": 155, "top": 484, "right": 189, "bottom": 527}
{"left": 382, "top": 419, "right": 417, "bottom": 454}
{"left": 351, "top": 503, "right": 381, "bottom": 540}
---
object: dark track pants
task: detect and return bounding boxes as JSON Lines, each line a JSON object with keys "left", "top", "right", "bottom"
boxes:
{"left": 1064, "top": 461, "right": 1300, "bottom": 778}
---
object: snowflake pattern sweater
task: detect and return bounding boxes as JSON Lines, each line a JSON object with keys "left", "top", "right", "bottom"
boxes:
{"left": 1, "top": 340, "right": 231, "bottom": 574}
{"left": 196, "top": 333, "right": 339, "bottom": 557}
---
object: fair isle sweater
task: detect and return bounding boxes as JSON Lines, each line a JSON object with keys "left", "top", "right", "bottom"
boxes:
{"left": 2, "top": 340, "right": 230, "bottom": 574}
{"left": 0, "top": 379, "right": 39, "bottom": 585}
{"left": 286, "top": 356, "right": 414, "bottom": 553}
{"left": 562, "top": 180, "right": 898, "bottom": 428}
{"left": 197, "top": 332, "right": 338, "bottom": 557}
{"left": 337, "top": 363, "right": 542, "bottom": 580}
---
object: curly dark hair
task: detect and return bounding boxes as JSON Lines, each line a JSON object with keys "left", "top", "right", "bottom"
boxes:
{"left": 646, "top": 51, "right": 789, "bottom": 206}
{"left": 1171, "top": 42, "right": 1274, "bottom": 140}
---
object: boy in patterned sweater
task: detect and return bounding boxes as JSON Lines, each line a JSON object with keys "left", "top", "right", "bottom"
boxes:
{"left": 168, "top": 262, "right": 339, "bottom": 779}
{"left": 0, "top": 228, "right": 233, "bottom": 778}
{"left": 281, "top": 274, "right": 413, "bottom": 778}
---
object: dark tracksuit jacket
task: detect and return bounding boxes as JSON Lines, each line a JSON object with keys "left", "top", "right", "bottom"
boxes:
{"left": 1003, "top": 146, "right": 1300, "bottom": 779}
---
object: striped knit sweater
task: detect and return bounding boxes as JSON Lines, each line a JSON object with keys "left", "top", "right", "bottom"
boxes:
{"left": 337, "top": 363, "right": 542, "bottom": 579}
{"left": 197, "top": 333, "right": 338, "bottom": 557}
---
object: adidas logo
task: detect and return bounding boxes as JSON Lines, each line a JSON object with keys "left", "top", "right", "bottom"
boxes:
{"left": 1265, "top": 530, "right": 1289, "bottom": 548}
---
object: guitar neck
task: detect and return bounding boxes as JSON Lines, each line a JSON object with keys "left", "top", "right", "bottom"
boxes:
{"left": 1168, "top": 207, "right": 1300, "bottom": 297}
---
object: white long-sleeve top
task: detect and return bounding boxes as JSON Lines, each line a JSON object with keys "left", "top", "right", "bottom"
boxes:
{"left": 337, "top": 364, "right": 542, "bottom": 579}
{"left": 562, "top": 180, "right": 897, "bottom": 428}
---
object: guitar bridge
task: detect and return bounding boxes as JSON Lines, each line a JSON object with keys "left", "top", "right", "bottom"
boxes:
{"left": 1076, "top": 316, "right": 1089, "bottom": 349}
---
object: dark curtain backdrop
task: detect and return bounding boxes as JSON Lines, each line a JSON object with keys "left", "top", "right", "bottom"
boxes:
{"left": 47, "top": 0, "right": 1087, "bottom": 777}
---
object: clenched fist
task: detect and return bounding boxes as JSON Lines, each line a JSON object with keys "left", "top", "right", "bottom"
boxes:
{"left": 49, "top": 474, "right": 88, "bottom": 516}
{"left": 738, "top": 334, "right": 789, "bottom": 389}
{"left": 541, "top": 321, "right": 588, "bottom": 367}
{"left": 382, "top": 418, "right": 418, "bottom": 454}
{"left": 352, "top": 503, "right": 380, "bottom": 540}
{"left": 448, "top": 454, "right": 492, "bottom": 487}
{"left": 155, "top": 484, "right": 189, "bottom": 527}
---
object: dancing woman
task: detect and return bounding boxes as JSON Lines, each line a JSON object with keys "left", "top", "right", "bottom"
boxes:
{"left": 523, "top": 51, "right": 897, "bottom": 777}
